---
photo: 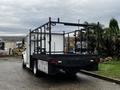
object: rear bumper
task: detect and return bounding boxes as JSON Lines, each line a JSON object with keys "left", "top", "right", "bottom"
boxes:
{"left": 48, "top": 62, "right": 98, "bottom": 75}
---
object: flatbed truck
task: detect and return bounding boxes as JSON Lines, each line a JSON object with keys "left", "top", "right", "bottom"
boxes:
{"left": 22, "top": 18, "right": 100, "bottom": 76}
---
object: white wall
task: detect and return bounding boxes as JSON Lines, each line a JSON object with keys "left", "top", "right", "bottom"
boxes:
{"left": 5, "top": 41, "right": 16, "bottom": 50}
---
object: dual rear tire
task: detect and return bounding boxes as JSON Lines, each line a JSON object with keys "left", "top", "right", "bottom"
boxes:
{"left": 65, "top": 69, "right": 78, "bottom": 76}
{"left": 33, "top": 60, "right": 39, "bottom": 77}
{"left": 22, "top": 59, "right": 39, "bottom": 77}
{"left": 22, "top": 60, "right": 26, "bottom": 69}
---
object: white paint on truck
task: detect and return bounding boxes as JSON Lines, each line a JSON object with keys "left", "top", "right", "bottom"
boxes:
{"left": 23, "top": 35, "right": 30, "bottom": 68}
{"left": 30, "top": 33, "right": 63, "bottom": 55}
{"left": 23, "top": 33, "right": 63, "bottom": 71}
{"left": 38, "top": 60, "right": 48, "bottom": 74}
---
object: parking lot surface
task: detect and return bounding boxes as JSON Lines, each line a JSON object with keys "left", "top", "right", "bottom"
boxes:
{"left": 0, "top": 57, "right": 120, "bottom": 90}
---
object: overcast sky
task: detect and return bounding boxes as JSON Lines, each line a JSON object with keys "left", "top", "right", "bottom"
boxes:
{"left": 0, "top": 0, "right": 120, "bottom": 34}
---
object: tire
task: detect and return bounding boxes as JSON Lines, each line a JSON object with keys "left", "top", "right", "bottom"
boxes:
{"left": 21, "top": 55, "right": 23, "bottom": 59}
{"left": 66, "top": 72, "right": 77, "bottom": 76}
{"left": 65, "top": 70, "right": 77, "bottom": 76}
{"left": 85, "top": 63, "right": 98, "bottom": 71}
{"left": 33, "top": 60, "right": 39, "bottom": 77}
{"left": 22, "top": 60, "right": 26, "bottom": 69}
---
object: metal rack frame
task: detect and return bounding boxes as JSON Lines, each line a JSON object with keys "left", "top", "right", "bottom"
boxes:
{"left": 29, "top": 17, "right": 100, "bottom": 55}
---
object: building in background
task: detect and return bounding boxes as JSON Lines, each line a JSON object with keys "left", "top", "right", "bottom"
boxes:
{"left": 0, "top": 34, "right": 26, "bottom": 56}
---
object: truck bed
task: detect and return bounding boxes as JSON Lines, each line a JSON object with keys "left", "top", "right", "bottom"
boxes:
{"left": 32, "top": 54, "right": 99, "bottom": 70}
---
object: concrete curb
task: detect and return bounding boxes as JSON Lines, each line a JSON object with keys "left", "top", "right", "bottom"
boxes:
{"left": 80, "top": 70, "right": 120, "bottom": 85}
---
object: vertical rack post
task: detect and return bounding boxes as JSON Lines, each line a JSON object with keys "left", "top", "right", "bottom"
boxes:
{"left": 48, "top": 17, "right": 52, "bottom": 54}
{"left": 80, "top": 29, "right": 82, "bottom": 53}
{"left": 29, "top": 29, "right": 31, "bottom": 55}
{"left": 37, "top": 29, "right": 39, "bottom": 54}
{"left": 86, "top": 27, "right": 89, "bottom": 54}
{"left": 40, "top": 28, "right": 42, "bottom": 53}
{"left": 44, "top": 26, "right": 46, "bottom": 54}
{"left": 34, "top": 32, "right": 35, "bottom": 53}
{"left": 68, "top": 33, "right": 70, "bottom": 53}
{"left": 97, "top": 22, "right": 100, "bottom": 54}
{"left": 63, "top": 31, "right": 65, "bottom": 54}
{"left": 74, "top": 30, "right": 77, "bottom": 53}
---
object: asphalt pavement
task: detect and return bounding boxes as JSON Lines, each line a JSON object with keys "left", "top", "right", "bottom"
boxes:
{"left": 0, "top": 57, "right": 120, "bottom": 90}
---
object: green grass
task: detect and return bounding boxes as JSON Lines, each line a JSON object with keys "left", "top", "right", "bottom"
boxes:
{"left": 97, "top": 60, "right": 120, "bottom": 79}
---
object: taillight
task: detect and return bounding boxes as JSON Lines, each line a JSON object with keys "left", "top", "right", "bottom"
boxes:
{"left": 49, "top": 58, "right": 59, "bottom": 64}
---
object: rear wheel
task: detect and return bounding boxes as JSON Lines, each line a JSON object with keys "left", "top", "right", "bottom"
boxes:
{"left": 65, "top": 69, "right": 77, "bottom": 76}
{"left": 21, "top": 55, "right": 23, "bottom": 59}
{"left": 66, "top": 72, "right": 77, "bottom": 76}
{"left": 22, "top": 60, "right": 26, "bottom": 69}
{"left": 33, "top": 60, "right": 39, "bottom": 77}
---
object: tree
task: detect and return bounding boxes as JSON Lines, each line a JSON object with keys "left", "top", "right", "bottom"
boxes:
{"left": 102, "top": 18, "right": 120, "bottom": 56}
{"left": 109, "top": 18, "right": 119, "bottom": 35}
{"left": 102, "top": 28, "right": 114, "bottom": 56}
{"left": 87, "top": 22, "right": 104, "bottom": 55}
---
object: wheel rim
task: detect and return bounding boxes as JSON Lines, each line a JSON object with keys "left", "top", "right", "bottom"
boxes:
{"left": 33, "top": 62, "right": 37, "bottom": 74}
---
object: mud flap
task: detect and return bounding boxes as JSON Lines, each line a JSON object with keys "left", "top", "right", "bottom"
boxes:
{"left": 84, "top": 63, "right": 98, "bottom": 71}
